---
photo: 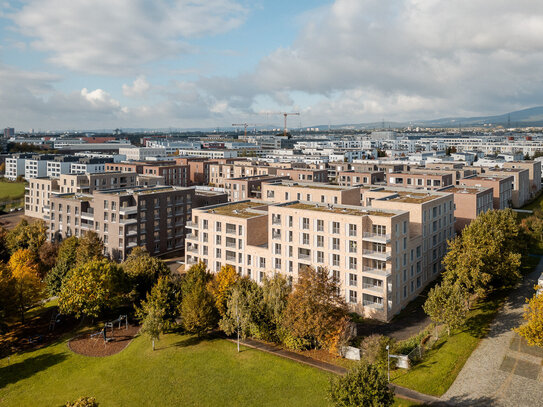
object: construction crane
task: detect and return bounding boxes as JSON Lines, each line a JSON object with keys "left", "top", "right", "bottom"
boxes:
{"left": 232, "top": 123, "right": 250, "bottom": 138}
{"left": 261, "top": 112, "right": 300, "bottom": 136}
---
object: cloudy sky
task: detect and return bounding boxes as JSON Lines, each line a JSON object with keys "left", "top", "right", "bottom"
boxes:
{"left": 1, "top": 0, "right": 542, "bottom": 131}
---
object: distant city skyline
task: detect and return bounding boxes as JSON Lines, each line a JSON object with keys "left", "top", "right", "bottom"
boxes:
{"left": 1, "top": 0, "right": 543, "bottom": 130}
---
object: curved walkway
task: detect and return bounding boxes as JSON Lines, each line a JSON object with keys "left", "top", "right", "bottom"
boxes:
{"left": 441, "top": 257, "right": 543, "bottom": 407}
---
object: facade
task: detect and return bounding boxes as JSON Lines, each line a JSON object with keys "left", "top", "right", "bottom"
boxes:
{"left": 445, "top": 186, "right": 494, "bottom": 232}
{"left": 503, "top": 161, "right": 542, "bottom": 198}
{"left": 261, "top": 180, "right": 362, "bottom": 206}
{"left": 275, "top": 168, "right": 329, "bottom": 183}
{"left": 186, "top": 188, "right": 454, "bottom": 322}
{"left": 48, "top": 186, "right": 195, "bottom": 260}
{"left": 24, "top": 178, "right": 59, "bottom": 219}
{"left": 337, "top": 171, "right": 385, "bottom": 186}
{"left": 118, "top": 147, "right": 167, "bottom": 161}
{"left": 387, "top": 172, "right": 453, "bottom": 190}
{"left": 459, "top": 175, "right": 513, "bottom": 209}
{"left": 480, "top": 168, "right": 530, "bottom": 208}
{"left": 224, "top": 176, "right": 290, "bottom": 201}
{"left": 5, "top": 154, "right": 30, "bottom": 180}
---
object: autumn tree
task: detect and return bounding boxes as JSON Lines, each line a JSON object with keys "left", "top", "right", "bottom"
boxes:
{"left": 208, "top": 264, "right": 239, "bottom": 316}
{"left": 136, "top": 275, "right": 180, "bottom": 331}
{"left": 443, "top": 209, "right": 525, "bottom": 298}
{"left": 360, "top": 334, "right": 395, "bottom": 371}
{"left": 122, "top": 247, "right": 170, "bottom": 304}
{"left": 0, "top": 262, "right": 16, "bottom": 330}
{"left": 516, "top": 287, "right": 543, "bottom": 347}
{"left": 46, "top": 236, "right": 79, "bottom": 295}
{"left": 6, "top": 219, "right": 47, "bottom": 257}
{"left": 38, "top": 241, "right": 59, "bottom": 275}
{"left": 139, "top": 301, "right": 166, "bottom": 351}
{"left": 0, "top": 227, "right": 9, "bottom": 262}
{"left": 423, "top": 282, "right": 469, "bottom": 336}
{"left": 8, "top": 249, "right": 45, "bottom": 322}
{"left": 328, "top": 361, "right": 394, "bottom": 407}
{"left": 59, "top": 259, "right": 124, "bottom": 319}
{"left": 179, "top": 262, "right": 218, "bottom": 335}
{"left": 281, "top": 266, "right": 349, "bottom": 351}
{"left": 75, "top": 231, "right": 104, "bottom": 266}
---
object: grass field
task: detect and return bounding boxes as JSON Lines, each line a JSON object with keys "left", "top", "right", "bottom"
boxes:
{"left": 0, "top": 328, "right": 417, "bottom": 407}
{"left": 0, "top": 180, "right": 26, "bottom": 202}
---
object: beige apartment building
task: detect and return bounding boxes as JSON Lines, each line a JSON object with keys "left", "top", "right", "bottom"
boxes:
{"left": 478, "top": 167, "right": 530, "bottom": 208}
{"left": 459, "top": 175, "right": 513, "bottom": 210}
{"left": 275, "top": 168, "right": 329, "bottom": 183}
{"left": 208, "top": 163, "right": 276, "bottom": 187}
{"left": 24, "top": 178, "right": 59, "bottom": 219}
{"left": 261, "top": 180, "right": 362, "bottom": 206}
{"left": 387, "top": 172, "right": 453, "bottom": 190}
{"left": 224, "top": 175, "right": 290, "bottom": 201}
{"left": 186, "top": 188, "right": 454, "bottom": 322}
{"left": 412, "top": 165, "right": 477, "bottom": 186}
{"left": 49, "top": 185, "right": 196, "bottom": 260}
{"left": 337, "top": 171, "right": 385, "bottom": 186}
{"left": 502, "top": 161, "right": 542, "bottom": 197}
{"left": 444, "top": 186, "right": 494, "bottom": 232}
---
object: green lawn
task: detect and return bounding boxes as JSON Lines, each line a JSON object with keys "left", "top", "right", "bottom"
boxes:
{"left": 0, "top": 180, "right": 26, "bottom": 202}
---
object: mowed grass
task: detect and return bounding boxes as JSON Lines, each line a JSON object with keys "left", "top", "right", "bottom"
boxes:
{"left": 0, "top": 331, "right": 334, "bottom": 407}
{"left": 0, "top": 180, "right": 25, "bottom": 201}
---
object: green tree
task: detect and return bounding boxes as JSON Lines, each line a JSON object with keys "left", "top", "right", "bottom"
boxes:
{"left": 6, "top": 219, "right": 47, "bottom": 257}
{"left": 59, "top": 259, "right": 124, "bottom": 319}
{"left": 180, "top": 263, "right": 217, "bottom": 335}
{"left": 45, "top": 236, "right": 79, "bottom": 295}
{"left": 281, "top": 266, "right": 348, "bottom": 351}
{"left": 9, "top": 249, "right": 45, "bottom": 322}
{"left": 136, "top": 275, "right": 180, "bottom": 331}
{"left": 0, "top": 262, "right": 16, "bottom": 330}
{"left": 139, "top": 302, "right": 166, "bottom": 351}
{"left": 75, "top": 231, "right": 104, "bottom": 266}
{"left": 328, "top": 361, "right": 394, "bottom": 407}
{"left": 122, "top": 247, "right": 170, "bottom": 304}
{"left": 219, "top": 278, "right": 266, "bottom": 339}
{"left": 0, "top": 227, "right": 9, "bottom": 262}
{"left": 443, "top": 209, "right": 525, "bottom": 298}
{"left": 360, "top": 334, "right": 395, "bottom": 371}
{"left": 423, "top": 282, "right": 469, "bottom": 336}
{"left": 515, "top": 286, "right": 543, "bottom": 347}
{"left": 208, "top": 264, "right": 239, "bottom": 316}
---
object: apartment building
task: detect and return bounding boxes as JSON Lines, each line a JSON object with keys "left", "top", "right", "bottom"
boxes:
{"left": 275, "top": 168, "right": 329, "bottom": 183}
{"left": 48, "top": 186, "right": 195, "bottom": 260}
{"left": 414, "top": 164, "right": 478, "bottom": 186}
{"left": 5, "top": 154, "right": 30, "bottom": 180}
{"left": 174, "top": 157, "right": 216, "bottom": 185}
{"left": 261, "top": 180, "right": 361, "bottom": 206}
{"left": 46, "top": 156, "right": 80, "bottom": 178}
{"left": 186, "top": 190, "right": 454, "bottom": 322}
{"left": 208, "top": 162, "right": 275, "bottom": 187}
{"left": 24, "top": 155, "right": 53, "bottom": 180}
{"left": 352, "top": 162, "right": 407, "bottom": 174}
{"left": 70, "top": 157, "right": 113, "bottom": 174}
{"left": 225, "top": 176, "right": 289, "bottom": 201}
{"left": 104, "top": 161, "right": 189, "bottom": 187}
{"left": 387, "top": 172, "right": 453, "bottom": 190}
{"left": 24, "top": 178, "right": 59, "bottom": 219}
{"left": 444, "top": 186, "right": 494, "bottom": 232}
{"left": 502, "top": 161, "right": 542, "bottom": 196}
{"left": 118, "top": 146, "right": 167, "bottom": 161}
{"left": 479, "top": 167, "right": 530, "bottom": 208}
{"left": 337, "top": 171, "right": 385, "bottom": 186}
{"left": 459, "top": 175, "right": 513, "bottom": 209}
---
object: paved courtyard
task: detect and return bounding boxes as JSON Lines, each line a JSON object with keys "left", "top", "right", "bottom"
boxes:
{"left": 442, "top": 257, "right": 543, "bottom": 406}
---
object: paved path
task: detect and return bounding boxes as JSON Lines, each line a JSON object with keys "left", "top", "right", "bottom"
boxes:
{"left": 441, "top": 256, "right": 543, "bottom": 407}
{"left": 227, "top": 337, "right": 441, "bottom": 405}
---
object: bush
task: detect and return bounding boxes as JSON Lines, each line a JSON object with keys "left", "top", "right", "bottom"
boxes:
{"left": 360, "top": 334, "right": 395, "bottom": 371}
{"left": 66, "top": 396, "right": 98, "bottom": 407}
{"left": 328, "top": 361, "right": 394, "bottom": 407}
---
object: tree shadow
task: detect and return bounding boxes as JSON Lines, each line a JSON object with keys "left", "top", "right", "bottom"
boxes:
{"left": 0, "top": 352, "right": 68, "bottom": 389}
{"left": 433, "top": 394, "right": 498, "bottom": 406}
{"left": 171, "top": 335, "right": 212, "bottom": 349}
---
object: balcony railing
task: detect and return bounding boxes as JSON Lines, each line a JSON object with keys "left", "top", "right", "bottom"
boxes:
{"left": 186, "top": 234, "right": 198, "bottom": 241}
{"left": 363, "top": 232, "right": 391, "bottom": 243}
{"left": 119, "top": 218, "right": 137, "bottom": 225}
{"left": 363, "top": 284, "right": 384, "bottom": 293}
{"left": 363, "top": 300, "right": 384, "bottom": 310}
{"left": 298, "top": 252, "right": 311, "bottom": 260}
{"left": 119, "top": 206, "right": 138, "bottom": 215}
{"left": 226, "top": 241, "right": 236, "bottom": 248}
{"left": 363, "top": 267, "right": 391, "bottom": 277}
{"left": 186, "top": 246, "right": 198, "bottom": 254}
{"left": 186, "top": 221, "right": 198, "bottom": 229}
{"left": 362, "top": 249, "right": 391, "bottom": 261}
{"left": 81, "top": 211, "right": 94, "bottom": 220}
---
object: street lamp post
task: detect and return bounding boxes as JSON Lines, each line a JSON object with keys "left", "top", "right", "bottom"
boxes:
{"left": 386, "top": 345, "right": 390, "bottom": 382}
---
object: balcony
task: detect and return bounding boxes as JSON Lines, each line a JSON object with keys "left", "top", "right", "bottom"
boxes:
{"left": 119, "top": 206, "right": 138, "bottom": 215}
{"left": 272, "top": 232, "right": 281, "bottom": 239}
{"left": 81, "top": 211, "right": 94, "bottom": 221}
{"left": 186, "top": 221, "right": 198, "bottom": 229}
{"left": 363, "top": 267, "right": 391, "bottom": 278}
{"left": 127, "top": 241, "right": 138, "bottom": 248}
{"left": 119, "top": 218, "right": 137, "bottom": 225}
{"left": 363, "top": 300, "right": 384, "bottom": 310}
{"left": 272, "top": 217, "right": 281, "bottom": 226}
{"left": 363, "top": 284, "right": 384, "bottom": 294}
{"left": 186, "top": 257, "right": 197, "bottom": 265}
{"left": 125, "top": 228, "right": 138, "bottom": 236}
{"left": 298, "top": 252, "right": 311, "bottom": 261}
{"left": 186, "top": 246, "right": 198, "bottom": 254}
{"left": 362, "top": 249, "right": 391, "bottom": 261}
{"left": 226, "top": 227, "right": 237, "bottom": 235}
{"left": 226, "top": 240, "right": 236, "bottom": 248}
{"left": 363, "top": 232, "right": 391, "bottom": 243}
{"left": 186, "top": 234, "right": 198, "bottom": 241}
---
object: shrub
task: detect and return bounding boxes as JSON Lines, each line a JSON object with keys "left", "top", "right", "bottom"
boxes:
{"left": 66, "top": 396, "right": 98, "bottom": 407}
{"left": 360, "top": 334, "right": 395, "bottom": 371}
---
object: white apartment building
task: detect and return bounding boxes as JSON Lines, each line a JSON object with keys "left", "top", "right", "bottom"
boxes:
{"left": 118, "top": 147, "right": 167, "bottom": 161}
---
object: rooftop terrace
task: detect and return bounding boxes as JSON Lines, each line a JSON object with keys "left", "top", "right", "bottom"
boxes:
{"left": 286, "top": 202, "right": 395, "bottom": 217}
{"left": 205, "top": 201, "right": 268, "bottom": 218}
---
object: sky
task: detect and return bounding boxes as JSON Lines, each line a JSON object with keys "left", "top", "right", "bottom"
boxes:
{"left": 1, "top": 0, "right": 543, "bottom": 131}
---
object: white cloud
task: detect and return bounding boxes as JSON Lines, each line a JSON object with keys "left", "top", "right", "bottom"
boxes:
{"left": 9, "top": 0, "right": 248, "bottom": 75}
{"left": 122, "top": 76, "right": 150, "bottom": 98}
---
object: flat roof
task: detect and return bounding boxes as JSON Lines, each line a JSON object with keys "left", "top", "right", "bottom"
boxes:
{"left": 205, "top": 201, "right": 268, "bottom": 218}
{"left": 447, "top": 187, "right": 492, "bottom": 195}
{"left": 266, "top": 181, "right": 350, "bottom": 191}
{"left": 462, "top": 175, "right": 510, "bottom": 181}
{"left": 286, "top": 202, "right": 396, "bottom": 217}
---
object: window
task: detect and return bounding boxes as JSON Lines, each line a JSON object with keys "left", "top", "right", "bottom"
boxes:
{"left": 216, "top": 235, "right": 222, "bottom": 245}
{"left": 302, "top": 218, "right": 309, "bottom": 230}
{"left": 332, "top": 238, "right": 340, "bottom": 251}
{"left": 349, "top": 240, "right": 357, "bottom": 253}
{"left": 349, "top": 290, "right": 357, "bottom": 304}
{"left": 349, "top": 257, "right": 357, "bottom": 270}
{"left": 317, "top": 219, "right": 324, "bottom": 232}
{"left": 216, "top": 221, "right": 222, "bottom": 232}
{"left": 274, "top": 243, "right": 281, "bottom": 255}
{"left": 333, "top": 254, "right": 340, "bottom": 267}
{"left": 332, "top": 222, "right": 340, "bottom": 234}
{"left": 317, "top": 235, "right": 324, "bottom": 247}
{"left": 332, "top": 270, "right": 340, "bottom": 282}
{"left": 317, "top": 251, "right": 324, "bottom": 263}
{"left": 274, "top": 258, "right": 281, "bottom": 269}
{"left": 288, "top": 216, "right": 293, "bottom": 227}
{"left": 349, "top": 273, "right": 358, "bottom": 286}
{"left": 216, "top": 248, "right": 222, "bottom": 258}
{"left": 349, "top": 224, "right": 357, "bottom": 237}
{"left": 302, "top": 233, "right": 310, "bottom": 245}
{"left": 259, "top": 258, "right": 266, "bottom": 268}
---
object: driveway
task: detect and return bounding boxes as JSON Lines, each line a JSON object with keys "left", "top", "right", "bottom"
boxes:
{"left": 441, "top": 256, "right": 543, "bottom": 407}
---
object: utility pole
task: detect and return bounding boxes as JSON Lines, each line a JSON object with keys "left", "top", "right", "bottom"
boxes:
{"left": 236, "top": 301, "right": 240, "bottom": 353}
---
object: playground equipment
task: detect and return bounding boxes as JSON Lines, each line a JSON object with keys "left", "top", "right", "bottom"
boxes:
{"left": 48, "top": 311, "right": 62, "bottom": 332}
{"left": 90, "top": 315, "right": 128, "bottom": 343}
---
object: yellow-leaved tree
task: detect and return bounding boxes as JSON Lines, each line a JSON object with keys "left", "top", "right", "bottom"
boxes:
{"left": 516, "top": 287, "right": 543, "bottom": 347}
{"left": 9, "top": 249, "right": 45, "bottom": 322}
{"left": 208, "top": 265, "right": 239, "bottom": 316}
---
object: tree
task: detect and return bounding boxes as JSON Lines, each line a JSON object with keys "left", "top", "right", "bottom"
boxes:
{"left": 6, "top": 219, "right": 47, "bottom": 257}
{"left": 360, "top": 334, "right": 395, "bottom": 371}
{"left": 262, "top": 274, "right": 291, "bottom": 328}
{"left": 38, "top": 241, "right": 59, "bottom": 274}
{"left": 208, "top": 264, "right": 239, "bottom": 316}
{"left": 122, "top": 247, "right": 170, "bottom": 304}
{"left": 0, "top": 227, "right": 9, "bottom": 262}
{"left": 139, "top": 302, "right": 166, "bottom": 351}
{"left": 423, "top": 282, "right": 469, "bottom": 336}
{"left": 219, "top": 278, "right": 266, "bottom": 339}
{"left": 75, "top": 231, "right": 104, "bottom": 266}
{"left": 8, "top": 249, "right": 45, "bottom": 322}
{"left": 45, "top": 236, "right": 79, "bottom": 295}
{"left": 281, "top": 266, "right": 349, "bottom": 352}
{"left": 516, "top": 287, "right": 543, "bottom": 347}
{"left": 179, "top": 263, "right": 218, "bottom": 335}
{"left": 443, "top": 209, "right": 525, "bottom": 298}
{"left": 136, "top": 275, "right": 180, "bottom": 332}
{"left": 59, "top": 259, "right": 124, "bottom": 319}
{"left": 328, "top": 361, "right": 394, "bottom": 407}
{"left": 0, "top": 262, "right": 16, "bottom": 330}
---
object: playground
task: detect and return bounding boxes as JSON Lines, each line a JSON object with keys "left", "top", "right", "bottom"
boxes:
{"left": 68, "top": 316, "right": 139, "bottom": 357}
